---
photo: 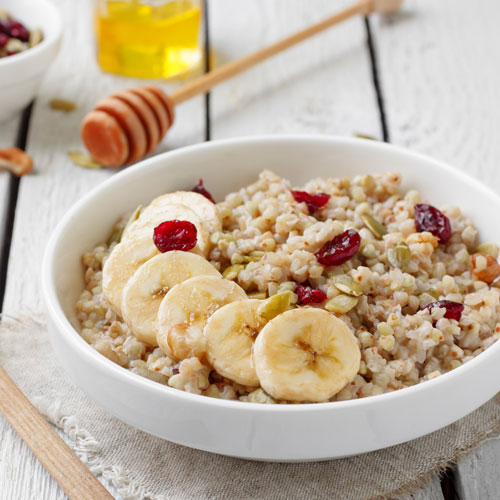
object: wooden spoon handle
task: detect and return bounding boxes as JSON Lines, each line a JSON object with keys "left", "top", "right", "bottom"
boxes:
{"left": 170, "top": 0, "right": 373, "bottom": 105}
{"left": 0, "top": 365, "right": 113, "bottom": 500}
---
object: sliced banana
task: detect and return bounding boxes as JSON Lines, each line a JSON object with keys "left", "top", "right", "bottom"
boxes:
{"left": 123, "top": 203, "right": 210, "bottom": 257}
{"left": 156, "top": 276, "right": 247, "bottom": 361}
{"left": 102, "top": 237, "right": 159, "bottom": 315}
{"left": 253, "top": 308, "right": 360, "bottom": 402}
{"left": 205, "top": 299, "right": 265, "bottom": 387}
{"left": 147, "top": 191, "right": 221, "bottom": 235}
{"left": 122, "top": 251, "right": 221, "bottom": 346}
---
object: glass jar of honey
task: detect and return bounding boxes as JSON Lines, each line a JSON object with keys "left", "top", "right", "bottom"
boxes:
{"left": 94, "top": 0, "right": 202, "bottom": 79}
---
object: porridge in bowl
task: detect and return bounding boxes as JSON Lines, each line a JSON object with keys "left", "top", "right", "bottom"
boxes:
{"left": 76, "top": 170, "right": 500, "bottom": 403}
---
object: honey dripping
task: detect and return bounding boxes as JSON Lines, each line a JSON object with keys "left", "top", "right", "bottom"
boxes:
{"left": 95, "top": 0, "right": 202, "bottom": 79}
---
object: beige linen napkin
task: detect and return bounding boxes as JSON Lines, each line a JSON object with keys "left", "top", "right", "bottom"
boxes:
{"left": 1, "top": 315, "right": 499, "bottom": 500}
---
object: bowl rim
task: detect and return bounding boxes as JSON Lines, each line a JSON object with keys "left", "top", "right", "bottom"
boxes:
{"left": 41, "top": 134, "right": 500, "bottom": 413}
{"left": 0, "top": 0, "right": 62, "bottom": 68}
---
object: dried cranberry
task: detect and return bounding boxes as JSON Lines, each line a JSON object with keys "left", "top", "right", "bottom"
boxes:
{"left": 422, "top": 300, "right": 464, "bottom": 322}
{"left": 153, "top": 220, "right": 197, "bottom": 252}
{"left": 315, "top": 229, "right": 361, "bottom": 266}
{"left": 292, "top": 190, "right": 330, "bottom": 213}
{"left": 1, "top": 19, "right": 30, "bottom": 42}
{"left": 0, "top": 33, "right": 8, "bottom": 48}
{"left": 192, "top": 179, "right": 215, "bottom": 203}
{"left": 296, "top": 283, "right": 327, "bottom": 305}
{"left": 414, "top": 204, "right": 452, "bottom": 243}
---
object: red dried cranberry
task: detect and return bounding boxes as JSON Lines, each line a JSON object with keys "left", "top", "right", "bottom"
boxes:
{"left": 292, "top": 190, "right": 330, "bottom": 213}
{"left": 0, "top": 33, "right": 8, "bottom": 48}
{"left": 153, "top": 220, "right": 197, "bottom": 252}
{"left": 315, "top": 229, "right": 361, "bottom": 266}
{"left": 1, "top": 19, "right": 30, "bottom": 42}
{"left": 192, "top": 179, "right": 215, "bottom": 203}
{"left": 414, "top": 204, "right": 452, "bottom": 243}
{"left": 422, "top": 300, "right": 464, "bottom": 322}
{"left": 296, "top": 283, "right": 327, "bottom": 305}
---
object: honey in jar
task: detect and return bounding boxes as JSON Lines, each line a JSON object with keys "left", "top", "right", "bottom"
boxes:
{"left": 95, "top": 0, "right": 202, "bottom": 79}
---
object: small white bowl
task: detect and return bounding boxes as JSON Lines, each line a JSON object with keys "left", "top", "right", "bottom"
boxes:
{"left": 0, "top": 0, "right": 61, "bottom": 122}
{"left": 42, "top": 136, "right": 500, "bottom": 461}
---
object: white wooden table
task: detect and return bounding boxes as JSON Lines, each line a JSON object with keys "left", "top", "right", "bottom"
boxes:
{"left": 0, "top": 0, "right": 499, "bottom": 498}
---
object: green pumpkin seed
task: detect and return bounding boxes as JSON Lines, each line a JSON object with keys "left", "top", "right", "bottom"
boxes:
{"left": 248, "top": 388, "right": 276, "bottom": 404}
{"left": 354, "top": 133, "right": 377, "bottom": 141}
{"left": 50, "top": 98, "right": 77, "bottom": 112}
{"left": 325, "top": 294, "right": 359, "bottom": 314}
{"left": 475, "top": 242, "right": 499, "bottom": 259}
{"left": 68, "top": 152, "right": 102, "bottom": 169}
{"left": 361, "top": 214, "right": 387, "bottom": 239}
{"left": 277, "top": 281, "right": 296, "bottom": 293}
{"left": 359, "top": 174, "right": 376, "bottom": 191}
{"left": 222, "top": 264, "right": 244, "bottom": 281}
{"left": 421, "top": 288, "right": 439, "bottom": 300}
{"left": 331, "top": 274, "right": 362, "bottom": 297}
{"left": 387, "top": 242, "right": 411, "bottom": 269}
{"left": 108, "top": 204, "right": 143, "bottom": 245}
{"left": 257, "top": 292, "right": 292, "bottom": 321}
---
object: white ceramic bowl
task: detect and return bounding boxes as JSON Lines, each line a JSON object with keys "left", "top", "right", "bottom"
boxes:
{"left": 0, "top": 0, "right": 61, "bottom": 122}
{"left": 42, "top": 136, "right": 500, "bottom": 461}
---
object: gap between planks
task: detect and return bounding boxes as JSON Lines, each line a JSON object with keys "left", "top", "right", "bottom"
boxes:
{"left": 361, "top": 15, "right": 449, "bottom": 500}
{"left": 0, "top": 103, "right": 33, "bottom": 313}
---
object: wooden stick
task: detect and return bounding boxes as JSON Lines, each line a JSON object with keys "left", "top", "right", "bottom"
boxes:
{"left": 170, "top": 0, "right": 401, "bottom": 105}
{"left": 0, "top": 365, "right": 114, "bottom": 500}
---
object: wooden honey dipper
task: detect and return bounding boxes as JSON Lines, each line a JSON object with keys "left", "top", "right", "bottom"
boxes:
{"left": 82, "top": 0, "right": 402, "bottom": 167}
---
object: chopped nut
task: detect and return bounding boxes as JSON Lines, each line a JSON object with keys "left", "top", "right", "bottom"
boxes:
{"left": 29, "top": 28, "right": 43, "bottom": 48}
{"left": 0, "top": 147, "right": 33, "bottom": 176}
{"left": 471, "top": 253, "right": 500, "bottom": 284}
{"left": 248, "top": 291, "right": 267, "bottom": 299}
{"left": 68, "top": 151, "right": 102, "bottom": 169}
{"left": 361, "top": 214, "right": 387, "bottom": 239}
{"left": 331, "top": 274, "right": 362, "bottom": 297}
{"left": 50, "top": 98, "right": 77, "bottom": 112}
{"left": 325, "top": 294, "right": 359, "bottom": 314}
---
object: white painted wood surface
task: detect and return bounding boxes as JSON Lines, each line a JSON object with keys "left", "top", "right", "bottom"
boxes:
{"left": 372, "top": 0, "right": 500, "bottom": 497}
{"left": 0, "top": 115, "right": 21, "bottom": 265}
{"left": 209, "top": 0, "right": 381, "bottom": 140}
{"left": 401, "top": 476, "right": 444, "bottom": 500}
{"left": 0, "top": 0, "right": 496, "bottom": 498}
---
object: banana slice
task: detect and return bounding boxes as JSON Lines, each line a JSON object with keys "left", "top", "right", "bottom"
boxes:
{"left": 205, "top": 299, "right": 265, "bottom": 387}
{"left": 123, "top": 203, "right": 210, "bottom": 257}
{"left": 156, "top": 276, "right": 247, "bottom": 361}
{"left": 122, "top": 251, "right": 221, "bottom": 346}
{"left": 253, "top": 308, "right": 360, "bottom": 402}
{"left": 147, "top": 191, "right": 221, "bottom": 235}
{"left": 102, "top": 237, "right": 159, "bottom": 315}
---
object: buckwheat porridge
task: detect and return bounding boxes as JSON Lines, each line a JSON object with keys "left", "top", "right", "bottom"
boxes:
{"left": 76, "top": 170, "right": 500, "bottom": 404}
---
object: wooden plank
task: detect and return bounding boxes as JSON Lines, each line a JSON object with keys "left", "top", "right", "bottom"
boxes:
{"left": 0, "top": 115, "right": 21, "bottom": 278}
{"left": 0, "top": 0, "right": 205, "bottom": 498}
{"left": 1, "top": 0, "right": 205, "bottom": 315}
{"left": 456, "top": 438, "right": 500, "bottom": 498}
{"left": 399, "top": 475, "right": 445, "bottom": 500}
{"left": 209, "top": 0, "right": 381, "bottom": 139}
{"left": 209, "top": 2, "right": 443, "bottom": 498}
{"left": 371, "top": 0, "right": 500, "bottom": 497}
